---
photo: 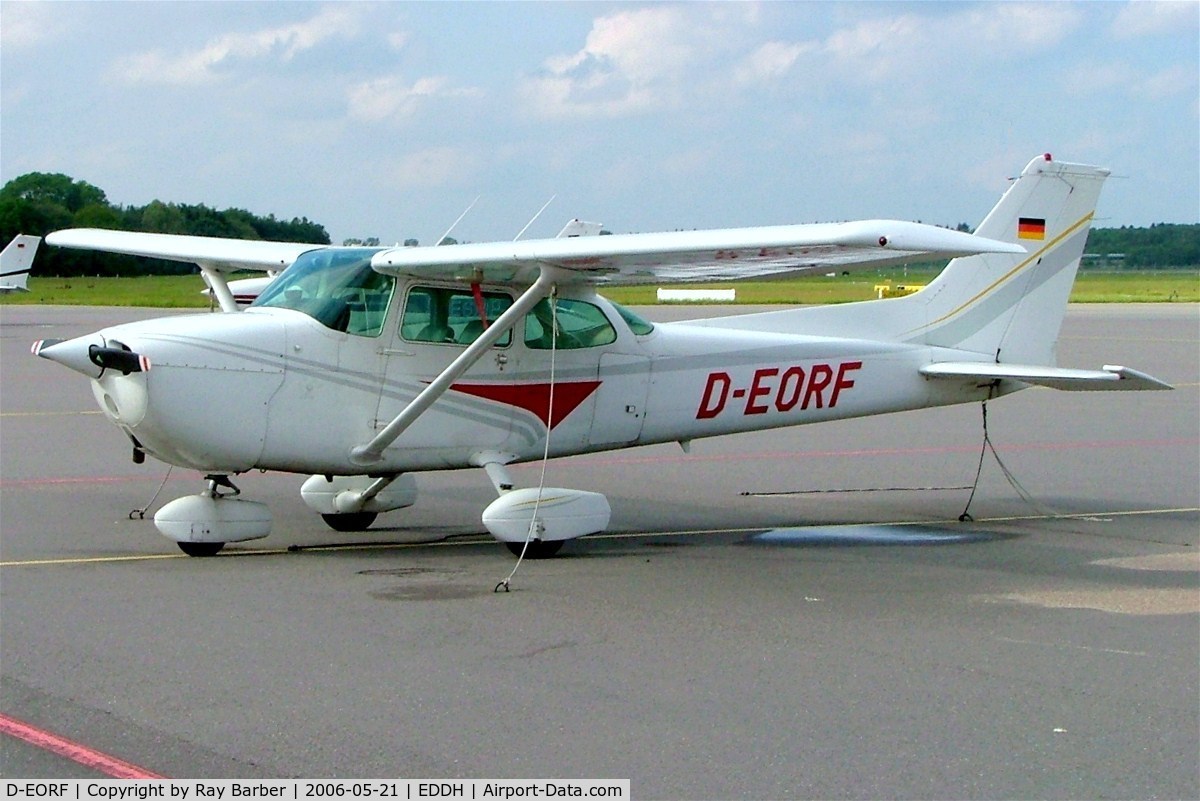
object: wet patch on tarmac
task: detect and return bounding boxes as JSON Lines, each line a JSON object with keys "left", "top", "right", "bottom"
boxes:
{"left": 360, "top": 566, "right": 492, "bottom": 601}
{"left": 742, "top": 523, "right": 1005, "bottom": 547}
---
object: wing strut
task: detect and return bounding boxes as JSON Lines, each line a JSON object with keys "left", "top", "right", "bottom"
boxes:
{"left": 349, "top": 269, "right": 558, "bottom": 466}
{"left": 200, "top": 266, "right": 240, "bottom": 313}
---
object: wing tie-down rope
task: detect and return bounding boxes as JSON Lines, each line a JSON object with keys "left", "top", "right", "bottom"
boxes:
{"left": 741, "top": 398, "right": 1062, "bottom": 522}
{"left": 496, "top": 286, "right": 558, "bottom": 593}
{"left": 130, "top": 464, "right": 174, "bottom": 520}
{"left": 958, "top": 399, "right": 1062, "bottom": 522}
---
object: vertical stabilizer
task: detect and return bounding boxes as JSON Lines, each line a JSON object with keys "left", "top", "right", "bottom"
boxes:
{"left": 0, "top": 234, "right": 40, "bottom": 293}
{"left": 909, "top": 154, "right": 1109, "bottom": 364}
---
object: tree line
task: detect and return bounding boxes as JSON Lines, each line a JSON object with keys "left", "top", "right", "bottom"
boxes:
{"left": 1, "top": 172, "right": 1196, "bottom": 276}
{"left": 1082, "top": 224, "right": 1200, "bottom": 270}
{"left": 0, "top": 172, "right": 329, "bottom": 276}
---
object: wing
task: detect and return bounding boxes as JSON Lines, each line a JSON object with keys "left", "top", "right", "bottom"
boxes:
{"left": 920, "top": 362, "right": 1174, "bottom": 391}
{"left": 371, "top": 220, "right": 1026, "bottom": 285}
{"left": 45, "top": 228, "right": 326, "bottom": 273}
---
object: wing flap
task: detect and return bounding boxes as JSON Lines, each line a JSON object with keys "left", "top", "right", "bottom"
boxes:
{"left": 371, "top": 220, "right": 1025, "bottom": 285}
{"left": 45, "top": 229, "right": 324, "bottom": 273}
{"left": 920, "top": 362, "right": 1174, "bottom": 391}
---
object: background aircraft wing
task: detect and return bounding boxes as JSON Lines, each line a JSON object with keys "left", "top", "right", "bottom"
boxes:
{"left": 45, "top": 228, "right": 325, "bottom": 273}
{"left": 371, "top": 220, "right": 1025, "bottom": 285}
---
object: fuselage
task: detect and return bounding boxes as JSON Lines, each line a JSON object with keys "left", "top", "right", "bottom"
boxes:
{"left": 65, "top": 252, "right": 991, "bottom": 477}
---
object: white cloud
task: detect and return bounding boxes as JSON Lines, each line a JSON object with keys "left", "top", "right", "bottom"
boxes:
{"left": 346, "top": 75, "right": 482, "bottom": 123}
{"left": 112, "top": 5, "right": 360, "bottom": 85}
{"left": 735, "top": 41, "right": 814, "bottom": 84}
{"left": 1063, "top": 60, "right": 1139, "bottom": 94}
{"left": 0, "top": 1, "right": 69, "bottom": 50}
{"left": 385, "top": 146, "right": 481, "bottom": 190}
{"left": 808, "top": 3, "right": 1083, "bottom": 84}
{"left": 521, "top": 5, "right": 753, "bottom": 118}
{"left": 1112, "top": 0, "right": 1200, "bottom": 39}
{"left": 386, "top": 30, "right": 410, "bottom": 51}
{"left": 1141, "top": 64, "right": 1198, "bottom": 100}
{"left": 1064, "top": 60, "right": 1197, "bottom": 101}
{"left": 963, "top": 3, "right": 1085, "bottom": 51}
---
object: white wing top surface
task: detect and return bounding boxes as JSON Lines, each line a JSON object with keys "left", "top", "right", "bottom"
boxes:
{"left": 46, "top": 219, "right": 1024, "bottom": 286}
{"left": 371, "top": 220, "right": 1026, "bottom": 285}
{"left": 45, "top": 229, "right": 325, "bottom": 273}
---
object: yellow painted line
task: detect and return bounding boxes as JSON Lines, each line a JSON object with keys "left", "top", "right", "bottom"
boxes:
{"left": 0, "top": 553, "right": 189, "bottom": 567}
{"left": 0, "top": 412, "right": 103, "bottom": 419}
{"left": 1060, "top": 336, "right": 1199, "bottom": 344}
{"left": 1, "top": 507, "right": 1195, "bottom": 568}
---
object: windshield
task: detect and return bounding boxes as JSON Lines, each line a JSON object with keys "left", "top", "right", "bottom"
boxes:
{"left": 252, "top": 248, "right": 394, "bottom": 336}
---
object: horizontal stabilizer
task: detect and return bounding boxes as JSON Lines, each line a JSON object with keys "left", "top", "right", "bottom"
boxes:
{"left": 920, "top": 362, "right": 1173, "bottom": 391}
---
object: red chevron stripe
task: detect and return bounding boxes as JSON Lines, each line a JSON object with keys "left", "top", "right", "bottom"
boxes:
{"left": 449, "top": 381, "right": 601, "bottom": 429}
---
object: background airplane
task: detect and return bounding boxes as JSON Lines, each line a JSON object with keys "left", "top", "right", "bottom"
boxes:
{"left": 0, "top": 234, "right": 40, "bottom": 293}
{"left": 33, "top": 154, "right": 1171, "bottom": 558}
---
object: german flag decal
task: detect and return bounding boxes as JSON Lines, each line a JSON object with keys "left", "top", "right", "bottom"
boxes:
{"left": 1018, "top": 217, "right": 1046, "bottom": 240}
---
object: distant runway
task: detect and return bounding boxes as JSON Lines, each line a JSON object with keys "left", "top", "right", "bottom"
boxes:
{"left": 1, "top": 303, "right": 1197, "bottom": 797}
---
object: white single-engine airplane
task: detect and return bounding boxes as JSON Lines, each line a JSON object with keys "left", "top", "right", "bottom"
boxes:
{"left": 0, "top": 234, "right": 40, "bottom": 293}
{"left": 34, "top": 154, "right": 1171, "bottom": 557}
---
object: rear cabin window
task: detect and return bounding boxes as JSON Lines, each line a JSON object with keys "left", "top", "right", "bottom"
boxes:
{"left": 401, "top": 286, "right": 514, "bottom": 346}
{"left": 524, "top": 298, "right": 617, "bottom": 350}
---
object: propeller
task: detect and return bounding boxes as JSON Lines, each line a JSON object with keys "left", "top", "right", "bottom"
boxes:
{"left": 34, "top": 336, "right": 149, "bottom": 377}
{"left": 89, "top": 340, "right": 150, "bottom": 375}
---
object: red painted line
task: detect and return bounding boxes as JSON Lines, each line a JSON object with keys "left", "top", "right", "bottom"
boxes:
{"left": 518, "top": 437, "right": 1199, "bottom": 469}
{"left": 0, "top": 473, "right": 198, "bottom": 490}
{"left": 0, "top": 711, "right": 166, "bottom": 779}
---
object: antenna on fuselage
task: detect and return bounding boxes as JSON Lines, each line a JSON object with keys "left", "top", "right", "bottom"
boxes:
{"left": 437, "top": 195, "right": 481, "bottom": 246}
{"left": 513, "top": 195, "right": 556, "bottom": 241}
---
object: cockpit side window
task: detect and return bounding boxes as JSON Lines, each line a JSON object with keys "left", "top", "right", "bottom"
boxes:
{"left": 251, "top": 248, "right": 394, "bottom": 337}
{"left": 610, "top": 301, "right": 655, "bottom": 335}
{"left": 524, "top": 298, "right": 617, "bottom": 350}
{"left": 401, "top": 286, "right": 514, "bottom": 346}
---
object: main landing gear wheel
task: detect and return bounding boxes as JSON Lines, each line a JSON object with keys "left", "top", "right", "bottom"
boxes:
{"left": 178, "top": 541, "right": 224, "bottom": 557}
{"left": 321, "top": 512, "right": 378, "bottom": 532}
{"left": 505, "top": 540, "right": 564, "bottom": 559}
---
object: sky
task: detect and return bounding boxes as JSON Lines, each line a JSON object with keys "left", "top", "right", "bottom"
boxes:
{"left": 1, "top": 1, "right": 1197, "bottom": 246}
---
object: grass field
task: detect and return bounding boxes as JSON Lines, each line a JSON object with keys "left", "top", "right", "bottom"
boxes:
{"left": 1, "top": 268, "right": 1197, "bottom": 308}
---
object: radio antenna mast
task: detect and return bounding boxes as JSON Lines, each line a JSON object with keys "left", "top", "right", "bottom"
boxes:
{"left": 436, "top": 195, "right": 481, "bottom": 246}
{"left": 514, "top": 195, "right": 556, "bottom": 241}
